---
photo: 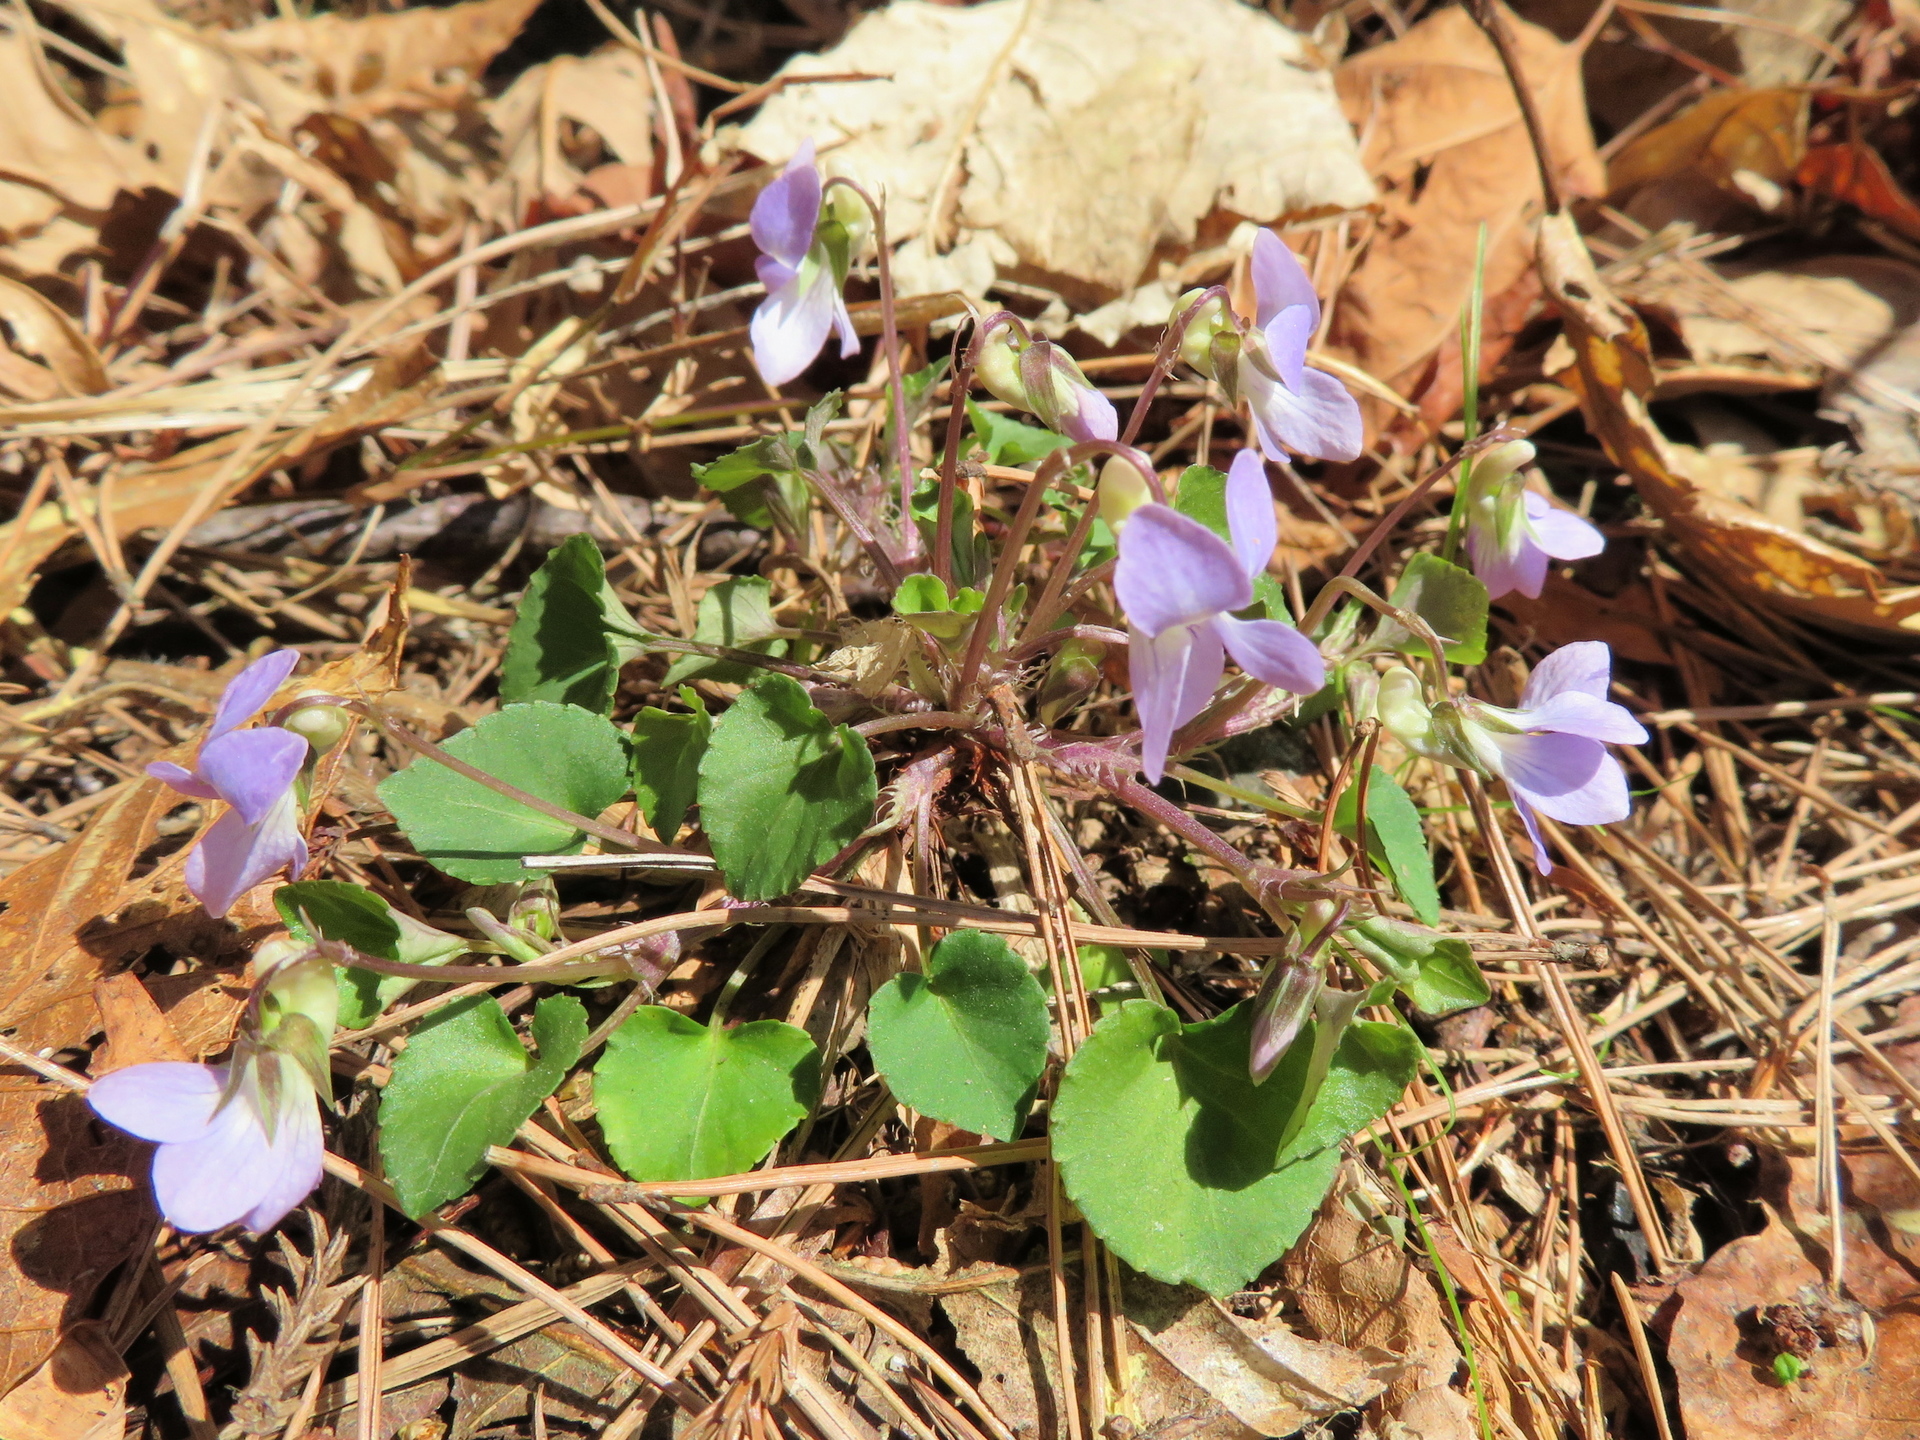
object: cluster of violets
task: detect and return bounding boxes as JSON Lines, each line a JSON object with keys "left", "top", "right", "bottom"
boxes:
{"left": 748, "top": 141, "right": 1641, "bottom": 876}
{"left": 90, "top": 145, "right": 1644, "bottom": 1238}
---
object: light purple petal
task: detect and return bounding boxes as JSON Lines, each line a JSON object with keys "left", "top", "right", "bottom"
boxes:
{"left": 150, "top": 1095, "right": 283, "bottom": 1232}
{"left": 1519, "top": 691, "right": 1649, "bottom": 746}
{"left": 1242, "top": 360, "right": 1363, "bottom": 464}
{"left": 1510, "top": 793, "right": 1554, "bottom": 874}
{"left": 1250, "top": 229, "right": 1320, "bottom": 335}
{"left": 1130, "top": 623, "right": 1224, "bottom": 784}
{"left": 240, "top": 1087, "right": 325, "bottom": 1232}
{"left": 186, "top": 793, "right": 308, "bottom": 918}
{"left": 147, "top": 761, "right": 219, "bottom": 802}
{"left": 1062, "top": 386, "right": 1117, "bottom": 443}
{"left": 1211, "top": 614, "right": 1325, "bottom": 695}
{"left": 830, "top": 287, "right": 860, "bottom": 360}
{"left": 1224, "top": 449, "right": 1277, "bottom": 581}
{"left": 1115, "top": 504, "right": 1249, "bottom": 637}
{"left": 1524, "top": 492, "right": 1605, "bottom": 562}
{"left": 1475, "top": 524, "right": 1549, "bottom": 599}
{"left": 198, "top": 728, "right": 307, "bottom": 826}
{"left": 1521, "top": 640, "right": 1613, "bottom": 707}
{"left": 88, "top": 1062, "right": 224, "bottom": 1143}
{"left": 751, "top": 262, "right": 840, "bottom": 386}
{"left": 750, "top": 139, "right": 820, "bottom": 269}
{"left": 1490, "top": 730, "right": 1631, "bottom": 826}
{"left": 1260, "top": 306, "right": 1317, "bottom": 392}
{"left": 210, "top": 649, "right": 301, "bottom": 741}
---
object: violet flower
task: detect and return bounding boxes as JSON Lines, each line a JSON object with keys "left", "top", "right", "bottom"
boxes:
{"left": 975, "top": 313, "right": 1117, "bottom": 443}
{"left": 749, "top": 139, "right": 860, "bottom": 386}
{"left": 1180, "top": 232, "right": 1362, "bottom": 464}
{"left": 1443, "top": 641, "right": 1647, "bottom": 873}
{"left": 1115, "top": 449, "right": 1326, "bottom": 783}
{"left": 1462, "top": 440, "right": 1604, "bottom": 599}
{"left": 149, "top": 648, "right": 308, "bottom": 917}
{"left": 87, "top": 942, "right": 335, "bottom": 1234}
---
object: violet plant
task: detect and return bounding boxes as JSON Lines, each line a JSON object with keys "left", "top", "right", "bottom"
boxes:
{"left": 1461, "top": 438, "right": 1606, "bottom": 599}
{"left": 267, "top": 161, "right": 1650, "bottom": 1292}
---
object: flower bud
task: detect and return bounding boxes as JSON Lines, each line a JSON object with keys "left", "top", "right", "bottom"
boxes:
{"left": 1174, "top": 288, "right": 1240, "bottom": 391}
{"left": 1376, "top": 665, "right": 1445, "bottom": 760}
{"left": 510, "top": 879, "right": 561, "bottom": 943}
{"left": 1037, "top": 636, "right": 1107, "bottom": 725}
{"left": 1096, "top": 453, "right": 1151, "bottom": 533}
{"left": 280, "top": 695, "right": 352, "bottom": 755}
{"left": 973, "top": 313, "right": 1028, "bottom": 412}
{"left": 1020, "top": 340, "right": 1115, "bottom": 443}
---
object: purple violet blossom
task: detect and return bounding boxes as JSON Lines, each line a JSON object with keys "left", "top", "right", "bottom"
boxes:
{"left": 1115, "top": 449, "right": 1326, "bottom": 783}
{"left": 1450, "top": 641, "right": 1648, "bottom": 873}
{"left": 1236, "top": 231, "right": 1363, "bottom": 464}
{"left": 1463, "top": 440, "right": 1605, "bottom": 598}
{"left": 749, "top": 139, "right": 859, "bottom": 386}
{"left": 88, "top": 1054, "right": 323, "bottom": 1232}
{"left": 149, "top": 648, "right": 308, "bottom": 917}
{"left": 87, "top": 942, "right": 336, "bottom": 1234}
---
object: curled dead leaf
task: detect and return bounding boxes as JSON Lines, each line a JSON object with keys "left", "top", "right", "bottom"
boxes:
{"left": 0, "top": 279, "right": 107, "bottom": 399}
{"left": 0, "top": 1321, "right": 129, "bottom": 1440}
{"left": 1540, "top": 211, "right": 1920, "bottom": 639}
{"left": 1608, "top": 87, "right": 1806, "bottom": 216}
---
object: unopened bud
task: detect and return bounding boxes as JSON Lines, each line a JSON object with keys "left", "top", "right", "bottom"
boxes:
{"left": 510, "top": 879, "right": 561, "bottom": 943}
{"left": 973, "top": 313, "right": 1027, "bottom": 412}
{"left": 1037, "top": 637, "right": 1106, "bottom": 725}
{"left": 1020, "top": 340, "right": 1115, "bottom": 443}
{"left": 281, "top": 695, "right": 351, "bottom": 755}
{"left": 1175, "top": 289, "right": 1239, "bottom": 388}
{"left": 1096, "top": 453, "right": 1151, "bottom": 533}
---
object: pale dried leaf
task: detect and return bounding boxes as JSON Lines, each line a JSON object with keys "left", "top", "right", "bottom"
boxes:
{"left": 0, "top": 278, "right": 107, "bottom": 397}
{"left": 742, "top": 0, "right": 1371, "bottom": 304}
{"left": 0, "top": 1321, "right": 129, "bottom": 1440}
{"left": 491, "top": 46, "right": 656, "bottom": 212}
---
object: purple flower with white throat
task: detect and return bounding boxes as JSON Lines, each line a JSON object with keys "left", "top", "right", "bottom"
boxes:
{"left": 87, "top": 942, "right": 335, "bottom": 1233}
{"left": 750, "top": 140, "right": 860, "bottom": 386}
{"left": 1463, "top": 439, "right": 1604, "bottom": 599}
{"left": 1445, "top": 641, "right": 1647, "bottom": 873}
{"left": 1115, "top": 449, "right": 1326, "bottom": 783}
{"left": 1179, "top": 231, "right": 1362, "bottom": 464}
{"left": 149, "top": 648, "right": 308, "bottom": 917}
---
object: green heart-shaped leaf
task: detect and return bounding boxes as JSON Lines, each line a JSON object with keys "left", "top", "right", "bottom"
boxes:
{"left": 379, "top": 702, "right": 632, "bottom": 884}
{"left": 631, "top": 689, "right": 710, "bottom": 841}
{"left": 698, "top": 673, "right": 876, "bottom": 901}
{"left": 1334, "top": 765, "right": 1440, "bottom": 925}
{"left": 379, "top": 994, "right": 586, "bottom": 1217}
{"left": 593, "top": 1006, "right": 820, "bottom": 1183}
{"left": 867, "top": 929, "right": 1049, "bottom": 1141}
{"left": 500, "top": 534, "right": 645, "bottom": 714}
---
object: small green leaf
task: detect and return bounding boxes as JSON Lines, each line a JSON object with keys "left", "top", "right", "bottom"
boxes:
{"left": 631, "top": 690, "right": 710, "bottom": 841}
{"left": 379, "top": 703, "right": 633, "bottom": 884}
{"left": 967, "top": 397, "right": 1071, "bottom": 466}
{"left": 1333, "top": 766, "right": 1441, "bottom": 925}
{"left": 1345, "top": 917, "right": 1490, "bottom": 1018}
{"left": 1772, "top": 1353, "right": 1808, "bottom": 1386}
{"left": 699, "top": 674, "right": 876, "bottom": 901}
{"left": 894, "top": 574, "right": 951, "bottom": 614}
{"left": 594, "top": 1006, "right": 820, "bottom": 1183}
{"left": 379, "top": 994, "right": 586, "bottom": 1217}
{"left": 1172, "top": 465, "right": 1230, "bottom": 541}
{"left": 1053, "top": 1000, "right": 1419, "bottom": 1295}
{"left": 663, "top": 576, "right": 791, "bottom": 686}
{"left": 867, "top": 930, "right": 1049, "bottom": 1140}
{"left": 277, "top": 880, "right": 467, "bottom": 1030}
{"left": 1382, "top": 553, "right": 1488, "bottom": 664}
{"left": 691, "top": 435, "right": 799, "bottom": 491}
{"left": 499, "top": 535, "right": 644, "bottom": 715}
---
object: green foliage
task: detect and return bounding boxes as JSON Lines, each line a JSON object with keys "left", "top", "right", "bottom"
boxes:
{"left": 699, "top": 674, "right": 876, "bottom": 900}
{"left": 1772, "top": 1353, "right": 1807, "bottom": 1386}
{"left": 1052, "top": 1000, "right": 1420, "bottom": 1294}
{"left": 1346, "top": 917, "right": 1490, "bottom": 1018}
{"left": 276, "top": 880, "right": 467, "bottom": 1030}
{"left": 379, "top": 703, "right": 633, "bottom": 884}
{"left": 1383, "top": 553, "right": 1488, "bottom": 664}
{"left": 499, "top": 535, "right": 645, "bottom": 714}
{"left": 689, "top": 394, "right": 846, "bottom": 535}
{"left": 1333, "top": 766, "right": 1441, "bottom": 925}
{"left": 1172, "top": 465, "right": 1229, "bottom": 538}
{"left": 663, "top": 576, "right": 790, "bottom": 686}
{"left": 594, "top": 1006, "right": 820, "bottom": 1184}
{"left": 378, "top": 994, "right": 586, "bottom": 1217}
{"left": 966, "top": 397, "right": 1072, "bottom": 465}
{"left": 893, "top": 574, "right": 985, "bottom": 642}
{"left": 630, "top": 688, "right": 710, "bottom": 840}
{"left": 867, "top": 930, "right": 1049, "bottom": 1140}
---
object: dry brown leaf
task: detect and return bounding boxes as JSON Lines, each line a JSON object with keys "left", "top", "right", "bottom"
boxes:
{"left": 1800, "top": 141, "right": 1920, "bottom": 246}
{"left": 1280, "top": 1187, "right": 1476, "bottom": 1440}
{"left": 1607, "top": 87, "right": 1806, "bottom": 217}
{"left": 0, "top": 1320, "right": 129, "bottom": 1439}
{"left": 0, "top": 278, "right": 107, "bottom": 398}
{"left": 1126, "top": 1274, "right": 1400, "bottom": 1436}
{"left": 741, "top": 0, "right": 1372, "bottom": 310}
{"left": 1541, "top": 211, "right": 1920, "bottom": 639}
{"left": 0, "top": 31, "right": 144, "bottom": 239}
{"left": 491, "top": 46, "right": 657, "bottom": 214}
{"left": 1332, "top": 1, "right": 1603, "bottom": 447}
{"left": 222, "top": 0, "right": 543, "bottom": 119}
{"left": 91, "top": 972, "right": 192, "bottom": 1073}
{"left": 1666, "top": 1208, "right": 1920, "bottom": 1440}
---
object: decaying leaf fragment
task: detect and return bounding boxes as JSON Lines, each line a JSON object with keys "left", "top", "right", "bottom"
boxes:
{"left": 1541, "top": 211, "right": 1920, "bottom": 638}
{"left": 1330, "top": 1, "right": 1603, "bottom": 445}
{"left": 0, "top": 1321, "right": 130, "bottom": 1440}
{"left": 741, "top": 0, "right": 1372, "bottom": 309}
